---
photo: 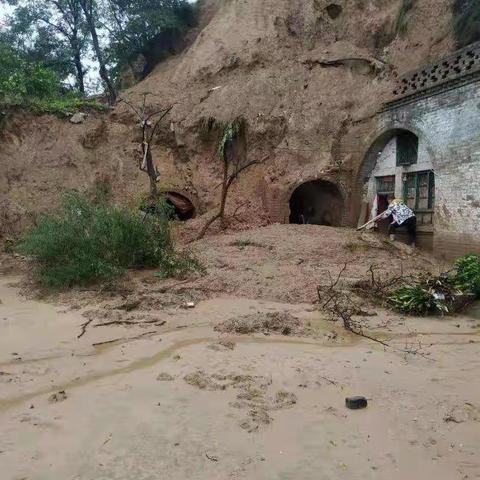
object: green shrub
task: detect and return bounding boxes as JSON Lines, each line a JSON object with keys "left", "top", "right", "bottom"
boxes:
{"left": 18, "top": 192, "right": 199, "bottom": 288}
{"left": 454, "top": 253, "right": 480, "bottom": 297}
{"left": 0, "top": 43, "right": 107, "bottom": 116}
{"left": 389, "top": 284, "right": 438, "bottom": 315}
{"left": 453, "top": 0, "right": 480, "bottom": 48}
{"left": 139, "top": 194, "right": 175, "bottom": 219}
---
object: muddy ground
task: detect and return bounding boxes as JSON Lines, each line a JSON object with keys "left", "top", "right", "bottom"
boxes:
{"left": 1, "top": 225, "right": 480, "bottom": 480}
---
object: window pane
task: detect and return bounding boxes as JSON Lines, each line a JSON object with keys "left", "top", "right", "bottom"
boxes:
{"left": 429, "top": 172, "right": 435, "bottom": 209}
{"left": 397, "top": 132, "right": 419, "bottom": 166}
{"left": 418, "top": 197, "right": 429, "bottom": 210}
{"left": 376, "top": 176, "right": 395, "bottom": 194}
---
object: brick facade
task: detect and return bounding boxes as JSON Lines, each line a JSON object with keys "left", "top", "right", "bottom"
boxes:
{"left": 353, "top": 44, "right": 480, "bottom": 260}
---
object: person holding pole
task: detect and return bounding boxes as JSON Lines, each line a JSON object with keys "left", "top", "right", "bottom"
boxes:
{"left": 357, "top": 196, "right": 417, "bottom": 247}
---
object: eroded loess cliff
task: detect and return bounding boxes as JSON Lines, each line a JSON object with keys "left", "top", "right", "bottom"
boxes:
{"left": 0, "top": 0, "right": 455, "bottom": 235}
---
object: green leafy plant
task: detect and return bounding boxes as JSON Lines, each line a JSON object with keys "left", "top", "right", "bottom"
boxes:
{"left": 454, "top": 253, "right": 480, "bottom": 297}
{"left": 139, "top": 194, "right": 176, "bottom": 219}
{"left": 388, "top": 284, "right": 434, "bottom": 315}
{"left": 218, "top": 118, "right": 246, "bottom": 159}
{"left": 387, "top": 255, "right": 480, "bottom": 316}
{"left": 18, "top": 192, "right": 200, "bottom": 288}
{"left": 388, "top": 274, "right": 463, "bottom": 315}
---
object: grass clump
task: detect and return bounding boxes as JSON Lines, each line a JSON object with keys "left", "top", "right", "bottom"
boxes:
{"left": 18, "top": 192, "right": 200, "bottom": 288}
{"left": 23, "top": 95, "right": 108, "bottom": 117}
{"left": 453, "top": 0, "right": 480, "bottom": 48}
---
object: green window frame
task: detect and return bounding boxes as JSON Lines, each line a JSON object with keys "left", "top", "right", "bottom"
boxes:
{"left": 396, "top": 132, "right": 419, "bottom": 166}
{"left": 404, "top": 171, "right": 435, "bottom": 211}
{"left": 376, "top": 175, "right": 395, "bottom": 195}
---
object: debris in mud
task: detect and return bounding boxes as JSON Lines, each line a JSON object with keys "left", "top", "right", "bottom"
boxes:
{"left": 116, "top": 300, "right": 141, "bottom": 312}
{"left": 240, "top": 408, "right": 272, "bottom": 433}
{"left": 205, "top": 452, "right": 219, "bottom": 462}
{"left": 443, "top": 403, "right": 480, "bottom": 423}
{"left": 184, "top": 370, "right": 228, "bottom": 391}
{"left": 345, "top": 396, "right": 368, "bottom": 410}
{"left": 274, "top": 390, "right": 297, "bottom": 408}
{"left": 183, "top": 370, "right": 296, "bottom": 432}
{"left": 48, "top": 390, "right": 68, "bottom": 403}
{"left": 157, "top": 372, "right": 175, "bottom": 381}
{"left": 215, "top": 312, "right": 313, "bottom": 337}
{"left": 208, "top": 339, "right": 236, "bottom": 351}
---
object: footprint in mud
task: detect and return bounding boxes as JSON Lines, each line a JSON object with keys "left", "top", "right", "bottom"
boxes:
{"left": 48, "top": 390, "right": 67, "bottom": 403}
{"left": 183, "top": 370, "right": 298, "bottom": 432}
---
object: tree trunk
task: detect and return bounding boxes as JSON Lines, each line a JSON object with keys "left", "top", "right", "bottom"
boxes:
{"left": 79, "top": 0, "right": 117, "bottom": 104}
{"left": 71, "top": 38, "right": 85, "bottom": 94}
{"left": 145, "top": 146, "right": 158, "bottom": 197}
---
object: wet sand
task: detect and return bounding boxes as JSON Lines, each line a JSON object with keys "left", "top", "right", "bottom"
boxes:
{"left": 1, "top": 274, "right": 480, "bottom": 480}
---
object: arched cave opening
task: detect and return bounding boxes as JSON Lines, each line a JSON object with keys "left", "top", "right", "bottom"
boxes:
{"left": 326, "top": 4, "right": 343, "bottom": 20}
{"left": 165, "top": 192, "right": 196, "bottom": 221}
{"left": 289, "top": 180, "right": 344, "bottom": 226}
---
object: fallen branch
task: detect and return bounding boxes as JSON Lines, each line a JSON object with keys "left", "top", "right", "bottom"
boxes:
{"left": 77, "top": 318, "right": 94, "bottom": 339}
{"left": 94, "top": 319, "right": 166, "bottom": 327}
{"left": 317, "top": 265, "right": 434, "bottom": 360}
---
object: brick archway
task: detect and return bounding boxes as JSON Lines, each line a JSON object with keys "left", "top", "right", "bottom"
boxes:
{"left": 289, "top": 179, "right": 345, "bottom": 226}
{"left": 351, "top": 123, "right": 438, "bottom": 227}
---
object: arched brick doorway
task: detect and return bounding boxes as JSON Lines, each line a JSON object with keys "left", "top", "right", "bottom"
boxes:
{"left": 289, "top": 180, "right": 344, "bottom": 226}
{"left": 354, "top": 127, "right": 435, "bottom": 249}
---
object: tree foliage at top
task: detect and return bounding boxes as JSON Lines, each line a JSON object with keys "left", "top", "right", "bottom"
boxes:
{"left": 0, "top": 40, "right": 106, "bottom": 115}
{"left": 3, "top": 0, "right": 197, "bottom": 103}
{"left": 104, "top": 0, "right": 196, "bottom": 77}
{"left": 6, "top": 0, "right": 89, "bottom": 93}
{"left": 453, "top": 0, "right": 480, "bottom": 48}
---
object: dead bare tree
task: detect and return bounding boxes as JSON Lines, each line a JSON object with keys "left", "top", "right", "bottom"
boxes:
{"left": 119, "top": 93, "right": 173, "bottom": 198}
{"left": 197, "top": 118, "right": 267, "bottom": 239}
{"left": 317, "top": 264, "right": 433, "bottom": 360}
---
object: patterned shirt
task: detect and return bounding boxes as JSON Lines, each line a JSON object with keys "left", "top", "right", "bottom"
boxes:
{"left": 383, "top": 203, "right": 415, "bottom": 225}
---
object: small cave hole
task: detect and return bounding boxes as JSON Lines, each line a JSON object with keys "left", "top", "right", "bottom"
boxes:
{"left": 326, "top": 3, "right": 343, "bottom": 20}
{"left": 165, "top": 192, "right": 196, "bottom": 221}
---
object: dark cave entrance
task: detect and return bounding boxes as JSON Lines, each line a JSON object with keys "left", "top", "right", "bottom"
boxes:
{"left": 165, "top": 192, "right": 196, "bottom": 221}
{"left": 289, "top": 180, "right": 344, "bottom": 226}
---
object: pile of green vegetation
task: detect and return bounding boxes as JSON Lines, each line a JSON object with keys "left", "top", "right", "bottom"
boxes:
{"left": 388, "top": 254, "right": 480, "bottom": 315}
{"left": 18, "top": 192, "right": 201, "bottom": 288}
{"left": 0, "top": 43, "right": 106, "bottom": 116}
{"left": 453, "top": 0, "right": 480, "bottom": 48}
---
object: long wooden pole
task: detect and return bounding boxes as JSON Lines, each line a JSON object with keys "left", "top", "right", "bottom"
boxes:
{"left": 356, "top": 211, "right": 387, "bottom": 231}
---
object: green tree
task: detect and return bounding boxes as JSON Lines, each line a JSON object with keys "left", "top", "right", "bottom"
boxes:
{"left": 78, "top": 0, "right": 118, "bottom": 103}
{"left": 6, "top": 0, "right": 89, "bottom": 94}
{"left": 103, "top": 0, "right": 196, "bottom": 78}
{"left": 0, "top": 41, "right": 62, "bottom": 104}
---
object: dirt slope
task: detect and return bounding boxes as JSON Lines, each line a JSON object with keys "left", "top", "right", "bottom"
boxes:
{"left": 0, "top": 0, "right": 456, "bottom": 235}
